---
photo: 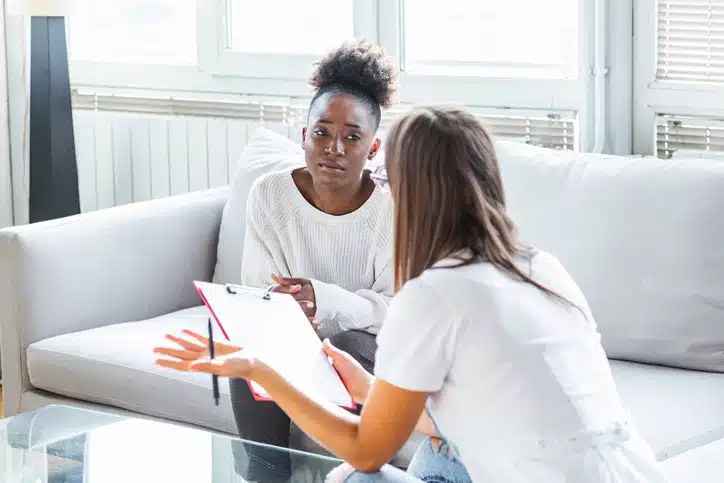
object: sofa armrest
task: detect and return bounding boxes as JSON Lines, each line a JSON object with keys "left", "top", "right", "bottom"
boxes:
{"left": 0, "top": 187, "right": 229, "bottom": 415}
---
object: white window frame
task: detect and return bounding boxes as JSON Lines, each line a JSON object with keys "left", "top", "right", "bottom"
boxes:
{"left": 66, "top": 0, "right": 595, "bottom": 149}
{"left": 632, "top": 0, "right": 724, "bottom": 155}
{"left": 605, "top": 0, "right": 634, "bottom": 155}
{"left": 199, "top": 0, "right": 378, "bottom": 79}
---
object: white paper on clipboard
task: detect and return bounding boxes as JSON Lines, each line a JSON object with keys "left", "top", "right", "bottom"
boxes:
{"left": 193, "top": 281, "right": 355, "bottom": 409}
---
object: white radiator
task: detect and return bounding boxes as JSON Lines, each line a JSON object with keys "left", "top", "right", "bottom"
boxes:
{"left": 72, "top": 110, "right": 303, "bottom": 213}
{"left": 68, "top": 105, "right": 576, "bottom": 215}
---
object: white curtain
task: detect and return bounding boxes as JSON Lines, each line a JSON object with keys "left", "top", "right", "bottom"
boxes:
{"left": 4, "top": 6, "right": 29, "bottom": 226}
{"left": 0, "top": 0, "right": 16, "bottom": 227}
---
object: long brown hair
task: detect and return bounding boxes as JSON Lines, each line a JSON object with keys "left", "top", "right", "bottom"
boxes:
{"left": 385, "top": 105, "right": 572, "bottom": 306}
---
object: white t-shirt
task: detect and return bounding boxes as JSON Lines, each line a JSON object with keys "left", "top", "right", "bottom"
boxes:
{"left": 374, "top": 250, "right": 668, "bottom": 483}
{"left": 241, "top": 167, "right": 394, "bottom": 335}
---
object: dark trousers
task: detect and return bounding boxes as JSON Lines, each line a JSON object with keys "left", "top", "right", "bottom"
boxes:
{"left": 230, "top": 329, "right": 377, "bottom": 482}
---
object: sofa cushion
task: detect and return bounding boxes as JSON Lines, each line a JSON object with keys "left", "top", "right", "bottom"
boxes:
{"left": 610, "top": 360, "right": 724, "bottom": 461}
{"left": 26, "top": 306, "right": 239, "bottom": 436}
{"left": 497, "top": 141, "right": 724, "bottom": 372}
{"left": 212, "top": 128, "right": 304, "bottom": 284}
{"left": 26, "top": 305, "right": 420, "bottom": 466}
{"left": 660, "top": 436, "right": 724, "bottom": 482}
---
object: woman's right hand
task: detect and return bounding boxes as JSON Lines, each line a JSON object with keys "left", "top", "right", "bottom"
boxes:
{"left": 154, "top": 329, "right": 241, "bottom": 371}
{"left": 323, "top": 339, "right": 374, "bottom": 405}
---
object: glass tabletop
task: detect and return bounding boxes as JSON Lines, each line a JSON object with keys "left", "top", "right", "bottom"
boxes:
{"left": 0, "top": 405, "right": 342, "bottom": 483}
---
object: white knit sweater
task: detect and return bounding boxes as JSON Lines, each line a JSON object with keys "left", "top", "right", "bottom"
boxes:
{"left": 240, "top": 167, "right": 394, "bottom": 335}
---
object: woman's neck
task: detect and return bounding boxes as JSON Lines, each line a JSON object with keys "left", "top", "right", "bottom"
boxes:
{"left": 313, "top": 181, "right": 373, "bottom": 215}
{"left": 294, "top": 169, "right": 375, "bottom": 216}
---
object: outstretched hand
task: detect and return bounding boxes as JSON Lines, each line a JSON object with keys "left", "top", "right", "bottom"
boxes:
{"left": 323, "top": 338, "right": 374, "bottom": 405}
{"left": 153, "top": 329, "right": 241, "bottom": 371}
{"left": 271, "top": 274, "right": 319, "bottom": 327}
{"left": 154, "top": 329, "right": 259, "bottom": 379}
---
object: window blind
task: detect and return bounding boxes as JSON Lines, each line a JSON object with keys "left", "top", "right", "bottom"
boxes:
{"left": 71, "top": 90, "right": 311, "bottom": 124}
{"left": 655, "top": 114, "right": 724, "bottom": 158}
{"left": 657, "top": 0, "right": 724, "bottom": 82}
{"left": 72, "top": 91, "right": 577, "bottom": 151}
{"left": 380, "top": 106, "right": 575, "bottom": 151}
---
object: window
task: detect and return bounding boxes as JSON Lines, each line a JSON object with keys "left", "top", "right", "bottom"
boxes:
{"left": 68, "top": 0, "right": 197, "bottom": 65}
{"left": 634, "top": 0, "right": 724, "bottom": 156}
{"left": 66, "top": 0, "right": 588, "bottom": 150}
{"left": 226, "top": 0, "right": 354, "bottom": 56}
{"left": 380, "top": 105, "right": 576, "bottom": 150}
{"left": 656, "top": 116, "right": 724, "bottom": 159}
{"left": 201, "top": 0, "right": 370, "bottom": 79}
{"left": 657, "top": 0, "right": 724, "bottom": 83}
{"left": 402, "top": 0, "right": 580, "bottom": 78}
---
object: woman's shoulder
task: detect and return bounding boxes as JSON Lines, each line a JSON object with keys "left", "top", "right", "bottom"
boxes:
{"left": 243, "top": 168, "right": 302, "bottom": 227}
{"left": 415, "top": 253, "right": 535, "bottom": 298}
{"left": 528, "top": 247, "right": 562, "bottom": 267}
{"left": 527, "top": 249, "right": 578, "bottom": 285}
{"left": 360, "top": 188, "right": 394, "bottom": 253}
{"left": 248, "top": 167, "right": 298, "bottom": 201}
{"left": 367, "top": 187, "right": 394, "bottom": 222}
{"left": 395, "top": 267, "right": 469, "bottom": 308}
{"left": 388, "top": 276, "right": 443, "bottom": 317}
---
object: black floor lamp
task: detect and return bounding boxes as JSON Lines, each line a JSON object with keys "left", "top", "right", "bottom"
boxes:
{"left": 7, "top": 0, "right": 80, "bottom": 223}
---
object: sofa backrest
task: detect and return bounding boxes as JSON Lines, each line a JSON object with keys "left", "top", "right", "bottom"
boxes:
{"left": 212, "top": 128, "right": 304, "bottom": 285}
{"left": 496, "top": 141, "right": 724, "bottom": 372}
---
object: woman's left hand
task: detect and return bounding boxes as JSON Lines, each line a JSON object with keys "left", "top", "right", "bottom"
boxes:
{"left": 323, "top": 339, "right": 373, "bottom": 404}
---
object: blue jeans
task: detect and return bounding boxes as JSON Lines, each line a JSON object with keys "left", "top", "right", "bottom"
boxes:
{"left": 338, "top": 438, "right": 473, "bottom": 483}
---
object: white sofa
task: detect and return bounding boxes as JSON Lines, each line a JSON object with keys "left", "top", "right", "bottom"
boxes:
{"left": 1, "top": 130, "right": 723, "bottom": 480}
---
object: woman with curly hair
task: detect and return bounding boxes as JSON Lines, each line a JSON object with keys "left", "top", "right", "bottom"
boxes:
{"left": 230, "top": 38, "right": 402, "bottom": 480}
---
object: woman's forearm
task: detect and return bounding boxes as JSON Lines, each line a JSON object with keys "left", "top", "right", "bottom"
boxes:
{"left": 250, "top": 363, "right": 430, "bottom": 472}
{"left": 311, "top": 279, "right": 390, "bottom": 332}
{"left": 361, "top": 376, "right": 438, "bottom": 438}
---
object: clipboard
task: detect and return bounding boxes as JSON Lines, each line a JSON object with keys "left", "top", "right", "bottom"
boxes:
{"left": 193, "top": 280, "right": 356, "bottom": 410}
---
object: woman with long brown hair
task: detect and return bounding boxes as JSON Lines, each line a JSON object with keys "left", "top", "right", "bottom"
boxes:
{"left": 155, "top": 106, "right": 668, "bottom": 482}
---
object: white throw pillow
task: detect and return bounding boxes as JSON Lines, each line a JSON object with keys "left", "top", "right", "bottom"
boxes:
{"left": 212, "top": 128, "right": 304, "bottom": 284}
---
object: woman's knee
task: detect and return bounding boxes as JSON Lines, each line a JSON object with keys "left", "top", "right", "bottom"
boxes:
{"left": 328, "top": 330, "right": 377, "bottom": 354}
{"left": 328, "top": 330, "right": 377, "bottom": 373}
{"left": 326, "top": 463, "right": 421, "bottom": 483}
{"left": 407, "top": 438, "right": 472, "bottom": 483}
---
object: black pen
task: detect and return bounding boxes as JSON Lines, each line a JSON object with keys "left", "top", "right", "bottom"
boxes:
{"left": 207, "top": 317, "right": 220, "bottom": 406}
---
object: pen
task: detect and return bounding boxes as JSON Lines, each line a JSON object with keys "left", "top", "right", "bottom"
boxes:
{"left": 207, "top": 317, "right": 220, "bottom": 406}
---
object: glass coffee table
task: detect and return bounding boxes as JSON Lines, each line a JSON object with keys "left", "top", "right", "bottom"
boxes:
{"left": 0, "top": 405, "right": 342, "bottom": 482}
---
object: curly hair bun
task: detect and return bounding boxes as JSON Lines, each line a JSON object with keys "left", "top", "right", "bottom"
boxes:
{"left": 309, "top": 38, "right": 399, "bottom": 110}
